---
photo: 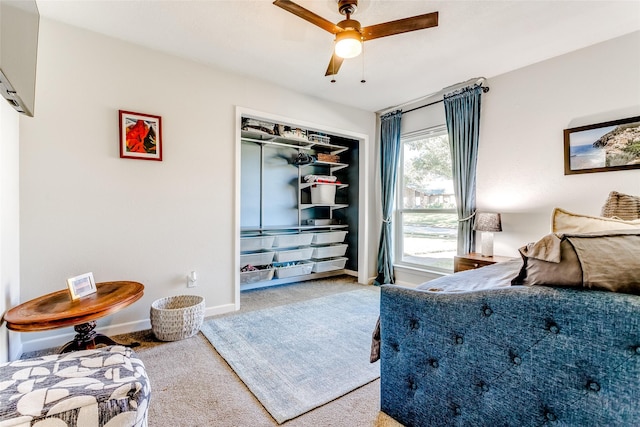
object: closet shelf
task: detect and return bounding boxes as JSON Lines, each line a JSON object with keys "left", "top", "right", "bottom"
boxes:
{"left": 241, "top": 134, "right": 348, "bottom": 154}
{"left": 300, "top": 203, "right": 348, "bottom": 210}
{"left": 298, "top": 161, "right": 348, "bottom": 172}
{"left": 241, "top": 224, "right": 348, "bottom": 233}
{"left": 300, "top": 182, "right": 349, "bottom": 190}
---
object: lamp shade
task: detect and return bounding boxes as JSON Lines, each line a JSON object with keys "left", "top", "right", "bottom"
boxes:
{"left": 474, "top": 212, "right": 502, "bottom": 232}
{"left": 335, "top": 30, "right": 362, "bottom": 58}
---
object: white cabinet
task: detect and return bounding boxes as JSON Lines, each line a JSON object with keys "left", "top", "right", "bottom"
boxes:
{"left": 240, "top": 117, "right": 353, "bottom": 290}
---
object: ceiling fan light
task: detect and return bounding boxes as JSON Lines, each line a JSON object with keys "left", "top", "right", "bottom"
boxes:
{"left": 335, "top": 30, "right": 362, "bottom": 59}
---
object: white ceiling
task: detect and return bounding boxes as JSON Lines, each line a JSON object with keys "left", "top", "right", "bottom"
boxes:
{"left": 36, "top": 0, "right": 640, "bottom": 112}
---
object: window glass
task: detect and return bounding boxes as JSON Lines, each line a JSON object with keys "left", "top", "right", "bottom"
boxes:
{"left": 396, "top": 127, "right": 457, "bottom": 271}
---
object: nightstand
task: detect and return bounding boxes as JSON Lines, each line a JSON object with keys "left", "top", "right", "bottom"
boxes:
{"left": 453, "top": 252, "right": 516, "bottom": 273}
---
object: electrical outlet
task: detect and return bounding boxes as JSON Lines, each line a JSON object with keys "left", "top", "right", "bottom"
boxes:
{"left": 187, "top": 271, "right": 197, "bottom": 287}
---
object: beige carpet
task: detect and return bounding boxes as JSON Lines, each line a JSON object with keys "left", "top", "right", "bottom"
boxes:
{"left": 31, "top": 276, "right": 403, "bottom": 426}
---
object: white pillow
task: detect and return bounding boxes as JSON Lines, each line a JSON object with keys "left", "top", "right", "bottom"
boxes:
{"left": 552, "top": 207, "right": 640, "bottom": 234}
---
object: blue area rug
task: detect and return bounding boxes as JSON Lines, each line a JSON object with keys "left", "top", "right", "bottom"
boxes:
{"left": 200, "top": 288, "right": 380, "bottom": 424}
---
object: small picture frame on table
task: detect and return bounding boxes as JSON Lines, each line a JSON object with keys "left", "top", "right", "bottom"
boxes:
{"left": 119, "top": 110, "right": 163, "bottom": 161}
{"left": 67, "top": 272, "right": 97, "bottom": 301}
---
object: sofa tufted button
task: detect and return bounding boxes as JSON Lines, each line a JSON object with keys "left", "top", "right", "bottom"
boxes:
{"left": 544, "top": 411, "right": 557, "bottom": 422}
{"left": 430, "top": 359, "right": 439, "bottom": 368}
{"left": 455, "top": 336, "right": 464, "bottom": 345}
{"left": 483, "top": 306, "right": 493, "bottom": 317}
{"left": 635, "top": 346, "right": 640, "bottom": 355}
{"left": 390, "top": 342, "right": 400, "bottom": 352}
{"left": 587, "top": 381, "right": 601, "bottom": 392}
{"left": 409, "top": 318, "right": 419, "bottom": 330}
{"left": 452, "top": 405, "right": 461, "bottom": 416}
{"left": 480, "top": 382, "right": 489, "bottom": 392}
{"left": 512, "top": 356, "right": 522, "bottom": 365}
{"left": 547, "top": 322, "right": 560, "bottom": 334}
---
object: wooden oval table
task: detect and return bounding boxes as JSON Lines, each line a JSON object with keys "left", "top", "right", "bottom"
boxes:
{"left": 3, "top": 281, "right": 144, "bottom": 353}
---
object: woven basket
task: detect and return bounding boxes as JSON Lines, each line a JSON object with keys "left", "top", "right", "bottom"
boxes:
{"left": 150, "top": 295, "right": 205, "bottom": 341}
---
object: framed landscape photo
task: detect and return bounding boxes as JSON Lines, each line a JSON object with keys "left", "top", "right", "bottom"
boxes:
{"left": 119, "top": 110, "right": 162, "bottom": 161}
{"left": 67, "top": 272, "right": 97, "bottom": 301}
{"left": 564, "top": 115, "right": 640, "bottom": 175}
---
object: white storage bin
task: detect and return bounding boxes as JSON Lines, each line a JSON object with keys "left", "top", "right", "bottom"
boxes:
{"left": 312, "top": 257, "right": 348, "bottom": 273}
{"left": 311, "top": 244, "right": 348, "bottom": 259}
{"left": 240, "top": 267, "right": 275, "bottom": 285}
{"left": 274, "top": 247, "right": 314, "bottom": 262}
{"left": 240, "top": 235, "right": 275, "bottom": 252}
{"left": 311, "top": 184, "right": 336, "bottom": 205}
{"left": 270, "top": 232, "right": 314, "bottom": 248}
{"left": 274, "top": 261, "right": 314, "bottom": 278}
{"left": 311, "top": 230, "right": 348, "bottom": 245}
{"left": 240, "top": 251, "right": 275, "bottom": 267}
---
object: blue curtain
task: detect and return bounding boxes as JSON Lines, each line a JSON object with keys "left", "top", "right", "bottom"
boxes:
{"left": 444, "top": 85, "right": 483, "bottom": 255}
{"left": 374, "top": 110, "right": 402, "bottom": 286}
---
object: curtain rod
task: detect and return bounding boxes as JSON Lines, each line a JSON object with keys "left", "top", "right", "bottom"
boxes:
{"left": 377, "top": 77, "right": 488, "bottom": 116}
{"left": 403, "top": 86, "right": 490, "bottom": 114}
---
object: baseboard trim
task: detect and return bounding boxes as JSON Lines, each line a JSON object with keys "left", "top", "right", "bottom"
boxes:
{"left": 19, "top": 302, "right": 238, "bottom": 355}
{"left": 9, "top": 341, "right": 22, "bottom": 362}
{"left": 205, "top": 303, "right": 236, "bottom": 318}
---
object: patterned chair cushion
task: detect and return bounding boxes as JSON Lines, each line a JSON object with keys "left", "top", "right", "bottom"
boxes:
{"left": 0, "top": 345, "right": 150, "bottom": 427}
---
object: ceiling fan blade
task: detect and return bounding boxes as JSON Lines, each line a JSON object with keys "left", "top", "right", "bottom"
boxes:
{"left": 273, "top": 0, "right": 342, "bottom": 34}
{"left": 325, "top": 53, "right": 345, "bottom": 76}
{"left": 361, "top": 11, "right": 438, "bottom": 41}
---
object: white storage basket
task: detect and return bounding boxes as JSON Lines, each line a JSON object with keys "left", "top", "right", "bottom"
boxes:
{"left": 312, "top": 257, "right": 347, "bottom": 273}
{"left": 311, "top": 244, "right": 348, "bottom": 259}
{"left": 274, "top": 261, "right": 314, "bottom": 278}
{"left": 274, "top": 247, "right": 314, "bottom": 263}
{"left": 311, "top": 230, "right": 348, "bottom": 245}
{"left": 150, "top": 295, "right": 205, "bottom": 341}
{"left": 269, "top": 233, "right": 314, "bottom": 248}
{"left": 240, "top": 267, "right": 275, "bottom": 285}
{"left": 240, "top": 251, "right": 275, "bottom": 267}
{"left": 240, "top": 235, "right": 275, "bottom": 252}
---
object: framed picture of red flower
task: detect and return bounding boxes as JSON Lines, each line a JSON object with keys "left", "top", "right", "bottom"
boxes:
{"left": 119, "top": 110, "right": 162, "bottom": 161}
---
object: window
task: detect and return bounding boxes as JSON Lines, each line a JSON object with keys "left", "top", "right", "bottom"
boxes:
{"left": 395, "top": 126, "right": 457, "bottom": 272}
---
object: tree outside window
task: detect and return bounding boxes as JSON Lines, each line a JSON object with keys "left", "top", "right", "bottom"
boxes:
{"left": 396, "top": 127, "right": 457, "bottom": 271}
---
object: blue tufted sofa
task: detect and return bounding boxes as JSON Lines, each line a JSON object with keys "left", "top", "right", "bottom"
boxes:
{"left": 380, "top": 284, "right": 640, "bottom": 426}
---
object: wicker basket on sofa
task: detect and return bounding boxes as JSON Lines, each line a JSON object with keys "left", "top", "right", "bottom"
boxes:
{"left": 150, "top": 295, "right": 205, "bottom": 341}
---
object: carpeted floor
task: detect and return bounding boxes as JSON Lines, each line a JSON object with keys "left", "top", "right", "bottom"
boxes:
{"left": 24, "top": 275, "right": 403, "bottom": 426}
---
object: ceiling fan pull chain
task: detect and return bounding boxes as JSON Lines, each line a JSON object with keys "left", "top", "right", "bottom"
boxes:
{"left": 361, "top": 41, "right": 366, "bottom": 84}
{"left": 331, "top": 51, "right": 337, "bottom": 83}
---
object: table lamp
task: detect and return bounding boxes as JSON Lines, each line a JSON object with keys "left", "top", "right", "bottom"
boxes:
{"left": 474, "top": 212, "right": 502, "bottom": 257}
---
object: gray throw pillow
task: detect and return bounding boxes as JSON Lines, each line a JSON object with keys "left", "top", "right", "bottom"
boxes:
{"left": 565, "top": 231, "right": 640, "bottom": 294}
{"left": 512, "top": 234, "right": 582, "bottom": 287}
{"left": 512, "top": 230, "right": 640, "bottom": 295}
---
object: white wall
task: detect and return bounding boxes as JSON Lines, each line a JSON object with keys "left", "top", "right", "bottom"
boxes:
{"left": 0, "top": 98, "right": 21, "bottom": 361}
{"left": 480, "top": 31, "right": 640, "bottom": 257}
{"left": 18, "top": 19, "right": 376, "bottom": 353}
{"left": 393, "top": 31, "right": 640, "bottom": 287}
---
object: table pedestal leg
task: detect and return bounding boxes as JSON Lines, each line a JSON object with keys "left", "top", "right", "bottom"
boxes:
{"left": 59, "top": 321, "right": 139, "bottom": 353}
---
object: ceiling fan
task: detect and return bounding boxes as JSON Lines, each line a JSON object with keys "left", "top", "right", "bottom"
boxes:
{"left": 273, "top": 0, "right": 439, "bottom": 77}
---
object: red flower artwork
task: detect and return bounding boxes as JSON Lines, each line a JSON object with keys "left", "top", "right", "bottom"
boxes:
{"left": 119, "top": 110, "right": 162, "bottom": 161}
{"left": 126, "top": 120, "right": 156, "bottom": 154}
